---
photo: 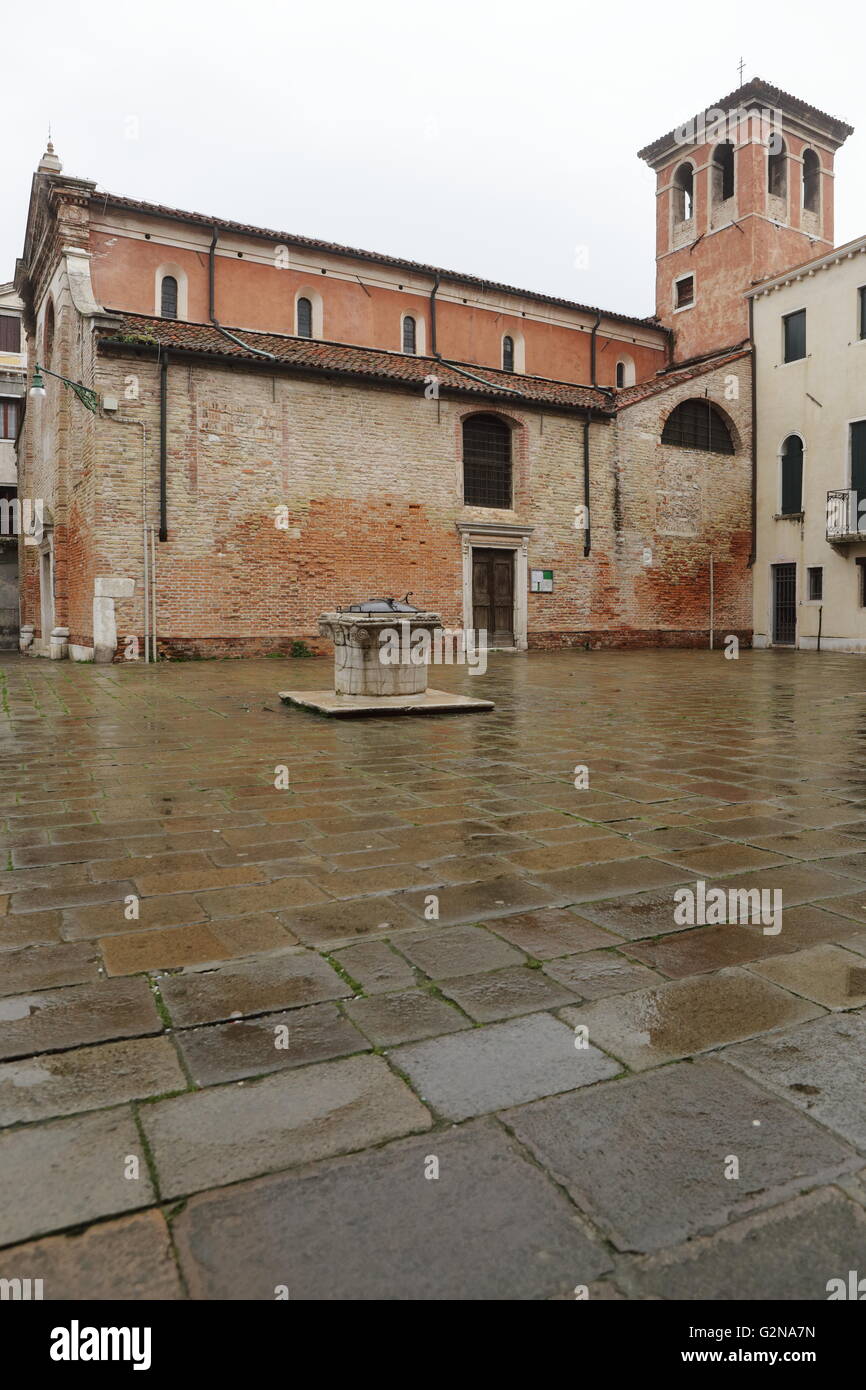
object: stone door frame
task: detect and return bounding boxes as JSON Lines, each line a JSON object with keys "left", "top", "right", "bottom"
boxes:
{"left": 456, "top": 522, "right": 533, "bottom": 651}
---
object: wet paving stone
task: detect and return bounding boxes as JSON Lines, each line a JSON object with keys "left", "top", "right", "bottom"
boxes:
{"left": 440, "top": 965, "right": 578, "bottom": 1021}
{"left": 395, "top": 924, "right": 526, "bottom": 978}
{"left": 0, "top": 1107, "right": 155, "bottom": 1246}
{"left": 0, "top": 1036, "right": 187, "bottom": 1125}
{"left": 173, "top": 1120, "right": 612, "bottom": 1300}
{"left": 345, "top": 989, "right": 468, "bottom": 1044}
{"left": 331, "top": 939, "right": 417, "bottom": 993}
{"left": 542, "top": 950, "right": 663, "bottom": 999}
{"left": 484, "top": 908, "right": 624, "bottom": 957}
{"left": 721, "top": 1011, "right": 866, "bottom": 1148}
{"left": 141, "top": 1055, "right": 431, "bottom": 1198}
{"left": 748, "top": 944, "right": 866, "bottom": 1009}
{"left": 0, "top": 1209, "right": 183, "bottom": 1299}
{"left": 278, "top": 895, "right": 421, "bottom": 949}
{"left": 621, "top": 1188, "right": 866, "bottom": 1300}
{"left": 560, "top": 968, "right": 824, "bottom": 1070}
{"left": 393, "top": 1013, "right": 620, "bottom": 1119}
{"left": 0, "top": 941, "right": 101, "bottom": 996}
{"left": 503, "top": 1060, "right": 860, "bottom": 1254}
{"left": 157, "top": 949, "right": 350, "bottom": 1027}
{"left": 100, "top": 913, "right": 294, "bottom": 976}
{"left": 396, "top": 874, "right": 563, "bottom": 925}
{"left": 0, "top": 976, "right": 160, "bottom": 1061}
{"left": 532, "top": 857, "right": 691, "bottom": 904}
{"left": 176, "top": 1003, "right": 367, "bottom": 1084}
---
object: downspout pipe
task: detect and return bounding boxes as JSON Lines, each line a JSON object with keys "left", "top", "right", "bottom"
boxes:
{"left": 590, "top": 310, "right": 601, "bottom": 387}
{"left": 159, "top": 352, "right": 168, "bottom": 542}
{"left": 583, "top": 410, "right": 591, "bottom": 557}
{"left": 208, "top": 225, "right": 277, "bottom": 360}
{"left": 748, "top": 294, "right": 757, "bottom": 566}
{"left": 429, "top": 271, "right": 440, "bottom": 357}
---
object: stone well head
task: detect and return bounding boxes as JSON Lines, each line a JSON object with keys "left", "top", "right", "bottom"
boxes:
{"left": 319, "top": 596, "right": 442, "bottom": 696}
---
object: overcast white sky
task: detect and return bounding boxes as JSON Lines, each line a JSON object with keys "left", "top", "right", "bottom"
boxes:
{"left": 4, "top": 0, "right": 865, "bottom": 320}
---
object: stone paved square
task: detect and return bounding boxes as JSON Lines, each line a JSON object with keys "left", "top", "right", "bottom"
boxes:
{"left": 4, "top": 650, "right": 866, "bottom": 1301}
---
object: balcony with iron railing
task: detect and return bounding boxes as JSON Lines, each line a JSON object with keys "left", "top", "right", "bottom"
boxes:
{"left": 827, "top": 489, "right": 866, "bottom": 543}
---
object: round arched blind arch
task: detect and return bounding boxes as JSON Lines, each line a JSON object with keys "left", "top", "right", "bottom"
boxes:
{"left": 297, "top": 297, "right": 313, "bottom": 338}
{"left": 160, "top": 276, "right": 178, "bottom": 319}
{"left": 463, "top": 414, "right": 512, "bottom": 508}
{"left": 661, "top": 399, "right": 734, "bottom": 454}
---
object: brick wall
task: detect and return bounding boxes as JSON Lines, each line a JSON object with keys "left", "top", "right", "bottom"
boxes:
{"left": 60, "top": 345, "right": 754, "bottom": 658}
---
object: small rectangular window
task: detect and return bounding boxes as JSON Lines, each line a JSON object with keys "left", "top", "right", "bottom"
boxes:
{"left": 0, "top": 399, "right": 19, "bottom": 440}
{"left": 675, "top": 276, "right": 694, "bottom": 309}
{"left": 859, "top": 286, "right": 866, "bottom": 341}
{"left": 0, "top": 316, "right": 21, "bottom": 353}
{"left": 783, "top": 309, "right": 806, "bottom": 362}
{"left": 807, "top": 567, "right": 823, "bottom": 601}
{"left": 857, "top": 558, "right": 866, "bottom": 608}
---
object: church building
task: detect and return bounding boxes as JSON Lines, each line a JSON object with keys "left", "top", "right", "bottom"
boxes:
{"left": 12, "top": 79, "right": 851, "bottom": 660}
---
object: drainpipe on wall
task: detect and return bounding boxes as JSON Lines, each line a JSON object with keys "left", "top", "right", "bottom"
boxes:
{"left": 590, "top": 310, "right": 601, "bottom": 388}
{"left": 748, "top": 295, "right": 757, "bottom": 567}
{"left": 429, "top": 271, "right": 440, "bottom": 357}
{"left": 208, "top": 225, "right": 277, "bottom": 360}
{"left": 159, "top": 353, "right": 168, "bottom": 543}
{"left": 583, "top": 411, "right": 592, "bottom": 557}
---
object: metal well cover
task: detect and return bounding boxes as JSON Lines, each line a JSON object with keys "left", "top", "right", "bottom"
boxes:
{"left": 339, "top": 595, "right": 418, "bottom": 613}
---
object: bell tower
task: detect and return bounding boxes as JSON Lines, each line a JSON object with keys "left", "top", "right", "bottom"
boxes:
{"left": 638, "top": 79, "right": 853, "bottom": 363}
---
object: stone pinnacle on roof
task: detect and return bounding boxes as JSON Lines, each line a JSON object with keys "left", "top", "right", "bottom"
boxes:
{"left": 38, "top": 139, "right": 63, "bottom": 174}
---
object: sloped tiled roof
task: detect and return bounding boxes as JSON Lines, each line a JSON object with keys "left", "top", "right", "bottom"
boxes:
{"left": 615, "top": 344, "right": 751, "bottom": 408}
{"left": 98, "top": 312, "right": 615, "bottom": 413}
{"left": 637, "top": 77, "right": 853, "bottom": 163}
{"left": 92, "top": 191, "right": 661, "bottom": 332}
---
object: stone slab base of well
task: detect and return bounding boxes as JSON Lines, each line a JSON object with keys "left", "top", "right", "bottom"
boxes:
{"left": 279, "top": 688, "right": 494, "bottom": 717}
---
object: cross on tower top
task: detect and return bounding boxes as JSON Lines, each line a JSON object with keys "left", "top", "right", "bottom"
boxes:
{"left": 738, "top": 56, "right": 745, "bottom": 85}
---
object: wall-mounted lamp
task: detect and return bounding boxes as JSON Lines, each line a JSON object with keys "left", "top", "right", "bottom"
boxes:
{"left": 29, "top": 363, "right": 99, "bottom": 413}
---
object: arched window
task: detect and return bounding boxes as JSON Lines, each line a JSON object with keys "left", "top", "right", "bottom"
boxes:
{"left": 673, "top": 163, "right": 694, "bottom": 223}
{"left": 803, "top": 149, "right": 820, "bottom": 213}
{"left": 615, "top": 356, "right": 635, "bottom": 388}
{"left": 712, "top": 142, "right": 735, "bottom": 202}
{"left": 297, "top": 297, "right": 313, "bottom": 338}
{"left": 768, "top": 138, "right": 787, "bottom": 199}
{"left": 661, "top": 399, "right": 735, "bottom": 454}
{"left": 502, "top": 335, "right": 514, "bottom": 372}
{"left": 616, "top": 361, "right": 625, "bottom": 388}
{"left": 160, "top": 276, "right": 178, "bottom": 319}
{"left": 780, "top": 435, "right": 804, "bottom": 514}
{"left": 402, "top": 315, "right": 416, "bottom": 354}
{"left": 463, "top": 414, "right": 512, "bottom": 508}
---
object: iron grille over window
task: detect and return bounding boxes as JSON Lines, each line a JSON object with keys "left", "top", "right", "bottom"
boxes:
{"left": 0, "top": 316, "right": 21, "bottom": 353}
{"left": 160, "top": 277, "right": 178, "bottom": 319}
{"left": 502, "top": 336, "right": 514, "bottom": 372}
{"left": 297, "top": 298, "right": 313, "bottom": 338}
{"left": 808, "top": 567, "right": 823, "bottom": 601}
{"left": 402, "top": 316, "right": 416, "bottom": 354}
{"left": 859, "top": 287, "right": 866, "bottom": 341}
{"left": 783, "top": 309, "right": 806, "bottom": 362}
{"left": 463, "top": 413, "right": 512, "bottom": 508}
{"left": 780, "top": 435, "right": 804, "bottom": 513}
{"left": 661, "top": 399, "right": 734, "bottom": 454}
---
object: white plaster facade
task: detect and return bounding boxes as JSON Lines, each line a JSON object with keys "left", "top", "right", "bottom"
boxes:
{"left": 750, "top": 235, "right": 866, "bottom": 651}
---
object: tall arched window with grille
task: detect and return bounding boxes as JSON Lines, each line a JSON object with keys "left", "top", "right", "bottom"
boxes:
{"left": 661, "top": 399, "right": 735, "bottom": 454}
{"left": 463, "top": 414, "right": 512, "bottom": 508}
{"left": 297, "top": 297, "right": 313, "bottom": 338}
{"left": 402, "top": 316, "right": 416, "bottom": 354}
{"left": 160, "top": 276, "right": 178, "bottom": 319}
{"left": 502, "top": 336, "right": 514, "bottom": 372}
{"left": 780, "top": 435, "right": 804, "bottom": 514}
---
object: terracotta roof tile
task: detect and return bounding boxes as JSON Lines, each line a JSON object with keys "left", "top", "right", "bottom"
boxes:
{"left": 615, "top": 345, "right": 751, "bottom": 407}
{"left": 98, "top": 312, "right": 614, "bottom": 414}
